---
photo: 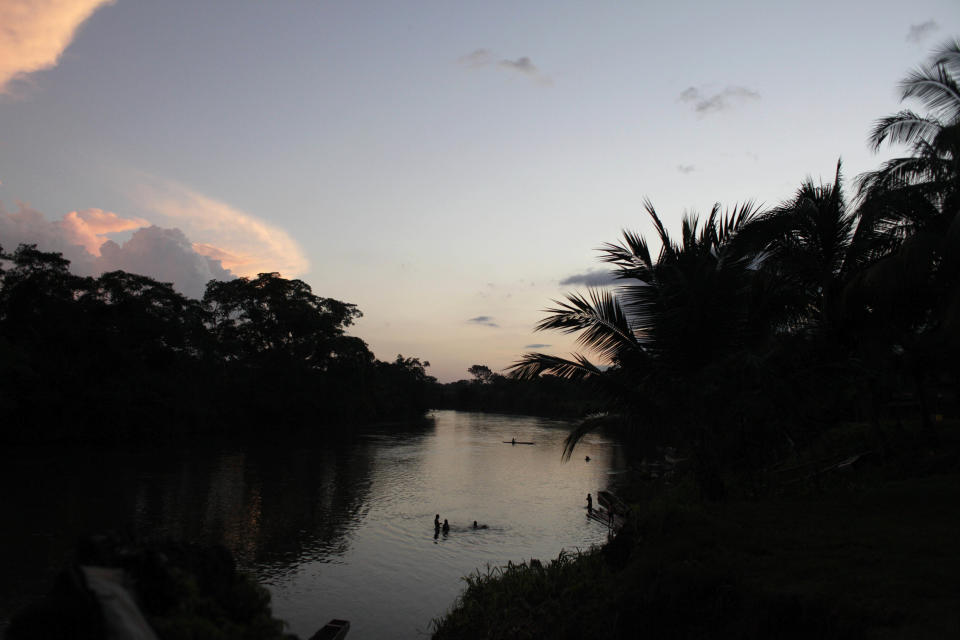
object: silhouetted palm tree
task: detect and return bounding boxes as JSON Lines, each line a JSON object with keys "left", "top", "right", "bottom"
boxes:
{"left": 857, "top": 40, "right": 960, "bottom": 208}
{"left": 852, "top": 41, "right": 960, "bottom": 432}
{"left": 739, "top": 161, "right": 883, "bottom": 339}
{"left": 511, "top": 200, "right": 766, "bottom": 497}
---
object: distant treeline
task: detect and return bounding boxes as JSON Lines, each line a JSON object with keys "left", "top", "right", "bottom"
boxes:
{"left": 430, "top": 365, "right": 603, "bottom": 419}
{"left": 0, "top": 244, "right": 435, "bottom": 444}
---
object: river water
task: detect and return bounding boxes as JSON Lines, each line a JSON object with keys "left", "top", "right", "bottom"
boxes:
{"left": 0, "top": 410, "right": 623, "bottom": 638}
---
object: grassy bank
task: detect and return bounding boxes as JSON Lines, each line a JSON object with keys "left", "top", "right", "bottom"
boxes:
{"left": 432, "top": 423, "right": 960, "bottom": 639}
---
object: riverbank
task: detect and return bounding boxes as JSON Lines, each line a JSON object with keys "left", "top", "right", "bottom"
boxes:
{"left": 432, "top": 421, "right": 960, "bottom": 639}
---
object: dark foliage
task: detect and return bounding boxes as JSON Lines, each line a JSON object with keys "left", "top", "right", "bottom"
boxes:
{"left": 431, "top": 367, "right": 604, "bottom": 419}
{"left": 0, "top": 246, "right": 435, "bottom": 444}
{"left": 8, "top": 537, "right": 295, "bottom": 640}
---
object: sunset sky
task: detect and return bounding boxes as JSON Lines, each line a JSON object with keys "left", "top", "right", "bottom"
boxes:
{"left": 1, "top": 0, "right": 958, "bottom": 381}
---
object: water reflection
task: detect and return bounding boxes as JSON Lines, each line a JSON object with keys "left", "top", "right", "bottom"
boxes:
{"left": 0, "top": 411, "right": 622, "bottom": 638}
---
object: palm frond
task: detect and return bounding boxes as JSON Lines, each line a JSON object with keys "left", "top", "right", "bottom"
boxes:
{"left": 850, "top": 185, "right": 937, "bottom": 266}
{"left": 599, "top": 229, "right": 654, "bottom": 272}
{"left": 716, "top": 200, "right": 761, "bottom": 246}
{"left": 933, "top": 39, "right": 960, "bottom": 76}
{"left": 535, "top": 289, "right": 641, "bottom": 360}
{"left": 643, "top": 199, "right": 676, "bottom": 261}
{"left": 901, "top": 64, "right": 960, "bottom": 120}
{"left": 561, "top": 413, "right": 614, "bottom": 461}
{"left": 697, "top": 204, "right": 720, "bottom": 251}
{"left": 507, "top": 352, "right": 604, "bottom": 381}
{"left": 856, "top": 155, "right": 950, "bottom": 193}
{"left": 681, "top": 213, "right": 700, "bottom": 254}
{"left": 868, "top": 110, "right": 944, "bottom": 151}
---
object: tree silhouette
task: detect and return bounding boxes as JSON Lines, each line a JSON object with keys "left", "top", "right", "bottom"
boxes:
{"left": 467, "top": 364, "right": 494, "bottom": 383}
{"left": 0, "top": 246, "right": 433, "bottom": 443}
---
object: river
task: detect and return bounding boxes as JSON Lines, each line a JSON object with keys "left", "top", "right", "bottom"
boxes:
{"left": 0, "top": 410, "right": 624, "bottom": 638}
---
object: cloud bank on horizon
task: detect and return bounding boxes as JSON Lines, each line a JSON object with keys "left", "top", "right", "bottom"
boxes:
{"left": 1, "top": 183, "right": 308, "bottom": 299}
{"left": 0, "top": 0, "right": 114, "bottom": 94}
{"left": 0, "top": 201, "right": 232, "bottom": 298}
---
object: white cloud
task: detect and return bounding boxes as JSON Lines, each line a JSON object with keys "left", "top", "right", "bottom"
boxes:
{"left": 0, "top": 0, "right": 115, "bottom": 94}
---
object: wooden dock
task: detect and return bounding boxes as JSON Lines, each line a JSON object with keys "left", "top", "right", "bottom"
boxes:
{"left": 587, "top": 490, "right": 628, "bottom": 532}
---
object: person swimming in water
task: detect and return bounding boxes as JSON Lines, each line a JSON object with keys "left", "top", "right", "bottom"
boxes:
{"left": 442, "top": 519, "right": 450, "bottom": 534}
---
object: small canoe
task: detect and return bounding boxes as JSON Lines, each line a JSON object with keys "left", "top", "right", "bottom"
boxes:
{"left": 503, "top": 441, "right": 535, "bottom": 445}
{"left": 310, "top": 619, "right": 350, "bottom": 640}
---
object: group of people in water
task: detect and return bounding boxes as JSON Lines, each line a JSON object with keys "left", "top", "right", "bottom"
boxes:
{"left": 434, "top": 514, "right": 488, "bottom": 537}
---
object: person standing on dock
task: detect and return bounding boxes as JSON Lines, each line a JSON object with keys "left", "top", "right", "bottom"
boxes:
{"left": 586, "top": 493, "right": 593, "bottom": 514}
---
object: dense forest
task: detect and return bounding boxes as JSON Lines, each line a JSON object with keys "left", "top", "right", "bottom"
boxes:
{"left": 430, "top": 364, "right": 604, "bottom": 418}
{"left": 0, "top": 246, "right": 435, "bottom": 444}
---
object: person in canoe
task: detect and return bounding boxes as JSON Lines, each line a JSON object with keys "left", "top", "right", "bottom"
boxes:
{"left": 472, "top": 521, "right": 488, "bottom": 530}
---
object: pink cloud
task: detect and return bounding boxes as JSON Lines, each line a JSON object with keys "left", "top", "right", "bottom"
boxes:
{"left": 134, "top": 179, "right": 310, "bottom": 278}
{"left": 191, "top": 242, "right": 243, "bottom": 265}
{"left": 0, "top": 0, "right": 115, "bottom": 94}
{"left": 60, "top": 208, "right": 149, "bottom": 255}
{"left": 1, "top": 200, "right": 234, "bottom": 299}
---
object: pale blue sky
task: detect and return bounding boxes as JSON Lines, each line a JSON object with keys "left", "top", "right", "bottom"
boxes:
{"left": 1, "top": 0, "right": 958, "bottom": 380}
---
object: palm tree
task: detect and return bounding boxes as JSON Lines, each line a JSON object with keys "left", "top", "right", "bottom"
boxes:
{"left": 739, "top": 161, "right": 883, "bottom": 338}
{"left": 736, "top": 162, "right": 915, "bottom": 447}
{"left": 852, "top": 41, "right": 960, "bottom": 433}
{"left": 857, "top": 39, "right": 960, "bottom": 208}
{"left": 511, "top": 200, "right": 766, "bottom": 497}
